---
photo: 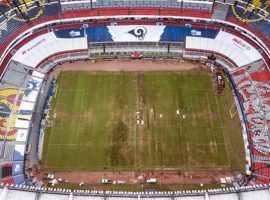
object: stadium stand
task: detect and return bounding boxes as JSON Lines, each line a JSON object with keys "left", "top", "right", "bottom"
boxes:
{"left": 0, "top": 59, "right": 45, "bottom": 188}
{"left": 0, "top": 0, "right": 60, "bottom": 45}
{"left": 226, "top": 0, "right": 270, "bottom": 50}
{"left": 0, "top": 0, "right": 269, "bottom": 197}
{"left": 230, "top": 59, "right": 270, "bottom": 183}
{"left": 60, "top": 0, "right": 213, "bottom": 11}
{"left": 226, "top": 0, "right": 270, "bottom": 38}
{"left": 1, "top": 163, "right": 12, "bottom": 178}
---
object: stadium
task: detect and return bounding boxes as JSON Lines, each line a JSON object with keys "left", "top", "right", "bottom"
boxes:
{"left": 0, "top": 0, "right": 269, "bottom": 199}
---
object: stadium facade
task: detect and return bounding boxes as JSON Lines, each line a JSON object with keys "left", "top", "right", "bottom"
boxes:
{"left": 0, "top": 0, "right": 270, "bottom": 198}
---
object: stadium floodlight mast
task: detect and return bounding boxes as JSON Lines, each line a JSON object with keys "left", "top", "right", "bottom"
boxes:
{"left": 247, "top": 9, "right": 255, "bottom": 20}
{"left": 90, "top": 0, "right": 93, "bottom": 10}
{"left": 211, "top": 0, "right": 215, "bottom": 14}
{"left": 57, "top": 0, "right": 63, "bottom": 18}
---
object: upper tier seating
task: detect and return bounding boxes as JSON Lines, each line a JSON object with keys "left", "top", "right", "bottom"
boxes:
{"left": 226, "top": 0, "right": 270, "bottom": 46}
{"left": 0, "top": 0, "right": 60, "bottom": 46}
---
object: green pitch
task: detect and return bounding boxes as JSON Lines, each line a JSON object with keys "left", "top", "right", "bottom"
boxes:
{"left": 42, "top": 71, "right": 245, "bottom": 172}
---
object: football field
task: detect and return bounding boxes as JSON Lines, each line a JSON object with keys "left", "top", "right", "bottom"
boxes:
{"left": 42, "top": 71, "right": 245, "bottom": 172}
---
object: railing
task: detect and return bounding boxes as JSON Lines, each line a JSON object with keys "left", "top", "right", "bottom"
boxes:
{"left": 183, "top": 51, "right": 236, "bottom": 69}
{"left": 60, "top": 0, "right": 213, "bottom": 11}
{"left": 38, "top": 51, "right": 88, "bottom": 72}
{"left": 0, "top": 183, "right": 270, "bottom": 197}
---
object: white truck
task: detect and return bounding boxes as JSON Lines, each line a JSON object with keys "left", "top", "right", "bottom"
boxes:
{"left": 146, "top": 178, "right": 157, "bottom": 184}
{"left": 101, "top": 179, "right": 112, "bottom": 184}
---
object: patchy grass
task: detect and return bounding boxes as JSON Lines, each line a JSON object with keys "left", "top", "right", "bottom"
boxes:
{"left": 42, "top": 71, "right": 245, "bottom": 172}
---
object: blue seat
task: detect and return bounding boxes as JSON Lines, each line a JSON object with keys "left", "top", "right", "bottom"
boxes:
{"left": 160, "top": 26, "right": 219, "bottom": 42}
{"left": 85, "top": 26, "right": 113, "bottom": 42}
{"left": 227, "top": 3, "right": 270, "bottom": 39}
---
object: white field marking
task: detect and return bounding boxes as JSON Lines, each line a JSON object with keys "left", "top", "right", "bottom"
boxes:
{"left": 53, "top": 84, "right": 58, "bottom": 98}
{"left": 48, "top": 141, "right": 89, "bottom": 146}
{"left": 191, "top": 89, "right": 214, "bottom": 91}
{"left": 49, "top": 143, "right": 78, "bottom": 146}
{"left": 45, "top": 81, "right": 84, "bottom": 165}
{"left": 76, "top": 89, "right": 85, "bottom": 144}
{"left": 53, "top": 89, "right": 84, "bottom": 144}
{"left": 188, "top": 88, "right": 225, "bottom": 158}
{"left": 43, "top": 164, "right": 231, "bottom": 170}
{"left": 54, "top": 89, "right": 84, "bottom": 111}
{"left": 175, "top": 96, "right": 183, "bottom": 164}
{"left": 134, "top": 118, "right": 138, "bottom": 170}
{"left": 44, "top": 74, "right": 64, "bottom": 167}
{"left": 194, "top": 143, "right": 228, "bottom": 146}
{"left": 54, "top": 103, "right": 66, "bottom": 129}
{"left": 57, "top": 89, "right": 85, "bottom": 92}
{"left": 62, "top": 73, "right": 94, "bottom": 76}
{"left": 203, "top": 91, "right": 218, "bottom": 143}
{"left": 186, "top": 91, "right": 195, "bottom": 144}
{"left": 191, "top": 126, "right": 223, "bottom": 130}
{"left": 212, "top": 84, "right": 231, "bottom": 168}
{"left": 53, "top": 76, "right": 63, "bottom": 123}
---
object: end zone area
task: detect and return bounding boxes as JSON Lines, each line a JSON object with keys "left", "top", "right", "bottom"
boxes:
{"left": 42, "top": 70, "right": 245, "bottom": 173}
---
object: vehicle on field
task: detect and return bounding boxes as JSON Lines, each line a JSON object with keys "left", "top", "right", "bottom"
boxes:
{"left": 101, "top": 179, "right": 112, "bottom": 184}
{"left": 147, "top": 179, "right": 157, "bottom": 184}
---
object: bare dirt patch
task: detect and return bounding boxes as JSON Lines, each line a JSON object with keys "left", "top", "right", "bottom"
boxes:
{"left": 49, "top": 59, "right": 199, "bottom": 77}
{"left": 37, "top": 170, "right": 234, "bottom": 185}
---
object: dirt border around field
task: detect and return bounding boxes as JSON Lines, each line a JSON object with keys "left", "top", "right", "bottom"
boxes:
{"left": 39, "top": 59, "right": 237, "bottom": 187}
{"left": 41, "top": 170, "right": 234, "bottom": 185}
{"left": 49, "top": 59, "right": 204, "bottom": 77}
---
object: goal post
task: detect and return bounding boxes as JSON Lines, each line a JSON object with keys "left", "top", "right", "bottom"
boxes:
{"left": 54, "top": 84, "right": 59, "bottom": 98}
{"left": 229, "top": 102, "right": 238, "bottom": 119}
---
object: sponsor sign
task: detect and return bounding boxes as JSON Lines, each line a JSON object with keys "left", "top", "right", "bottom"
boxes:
{"left": 21, "top": 38, "right": 46, "bottom": 56}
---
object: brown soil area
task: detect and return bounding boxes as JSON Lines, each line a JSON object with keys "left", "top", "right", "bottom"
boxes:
{"left": 48, "top": 171, "right": 234, "bottom": 185}
{"left": 49, "top": 59, "right": 201, "bottom": 77}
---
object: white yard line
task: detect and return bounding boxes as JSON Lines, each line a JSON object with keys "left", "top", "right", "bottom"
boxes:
{"left": 76, "top": 89, "right": 85, "bottom": 144}
{"left": 191, "top": 89, "right": 214, "bottom": 91}
{"left": 44, "top": 74, "right": 64, "bottom": 166}
{"left": 214, "top": 93, "right": 231, "bottom": 168}
{"left": 209, "top": 76, "right": 231, "bottom": 167}
{"left": 49, "top": 143, "right": 78, "bottom": 146}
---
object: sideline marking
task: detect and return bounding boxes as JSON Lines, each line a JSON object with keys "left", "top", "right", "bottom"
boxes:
{"left": 44, "top": 74, "right": 63, "bottom": 166}
{"left": 213, "top": 85, "right": 231, "bottom": 168}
